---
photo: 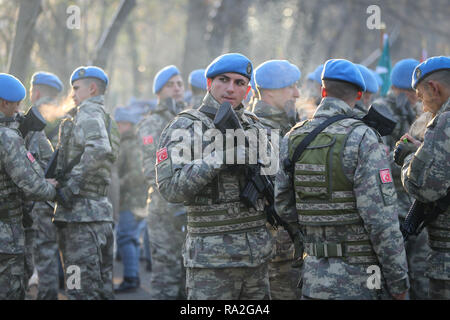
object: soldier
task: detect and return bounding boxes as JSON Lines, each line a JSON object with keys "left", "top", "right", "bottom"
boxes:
{"left": 395, "top": 56, "right": 450, "bottom": 299}
{"left": 275, "top": 59, "right": 409, "bottom": 300}
{"left": 375, "top": 58, "right": 430, "bottom": 299}
{"left": 113, "top": 107, "right": 147, "bottom": 293}
{"left": 188, "top": 69, "right": 207, "bottom": 109}
{"left": 354, "top": 64, "right": 379, "bottom": 116}
{"left": 156, "top": 53, "right": 273, "bottom": 300}
{"left": 25, "top": 72, "right": 64, "bottom": 300}
{"left": 136, "top": 65, "right": 187, "bottom": 299}
{"left": 0, "top": 73, "right": 56, "bottom": 300}
{"left": 53, "top": 66, "right": 120, "bottom": 300}
{"left": 252, "top": 59, "right": 301, "bottom": 299}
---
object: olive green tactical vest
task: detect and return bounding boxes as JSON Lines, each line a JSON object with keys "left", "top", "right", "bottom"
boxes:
{"left": 178, "top": 109, "right": 267, "bottom": 236}
{"left": 288, "top": 118, "right": 377, "bottom": 265}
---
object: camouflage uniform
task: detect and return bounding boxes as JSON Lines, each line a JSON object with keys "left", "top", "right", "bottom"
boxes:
{"left": 252, "top": 100, "right": 300, "bottom": 300}
{"left": 0, "top": 111, "right": 55, "bottom": 300}
{"left": 45, "top": 117, "right": 64, "bottom": 149}
{"left": 401, "top": 98, "right": 450, "bottom": 300}
{"left": 23, "top": 97, "right": 59, "bottom": 299}
{"left": 156, "top": 93, "right": 273, "bottom": 300}
{"left": 54, "top": 95, "right": 120, "bottom": 300}
{"left": 375, "top": 91, "right": 430, "bottom": 299}
{"left": 136, "top": 98, "right": 186, "bottom": 299}
{"left": 275, "top": 97, "right": 409, "bottom": 299}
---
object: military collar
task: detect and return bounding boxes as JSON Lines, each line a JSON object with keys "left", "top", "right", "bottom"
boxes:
{"left": 253, "top": 100, "right": 287, "bottom": 118}
{"left": 313, "top": 97, "right": 354, "bottom": 119}
{"left": 429, "top": 97, "right": 450, "bottom": 127}
{"left": 77, "top": 95, "right": 105, "bottom": 112}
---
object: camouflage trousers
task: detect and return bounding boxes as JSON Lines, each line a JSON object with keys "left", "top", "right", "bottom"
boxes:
{"left": 186, "top": 263, "right": 271, "bottom": 300}
{"left": 429, "top": 279, "right": 450, "bottom": 299}
{"left": 0, "top": 253, "right": 25, "bottom": 300}
{"left": 268, "top": 260, "right": 302, "bottom": 300}
{"left": 147, "top": 207, "right": 186, "bottom": 300}
{"left": 32, "top": 207, "right": 59, "bottom": 300}
{"left": 24, "top": 227, "right": 35, "bottom": 283}
{"left": 57, "top": 221, "right": 114, "bottom": 300}
{"left": 404, "top": 228, "right": 430, "bottom": 300}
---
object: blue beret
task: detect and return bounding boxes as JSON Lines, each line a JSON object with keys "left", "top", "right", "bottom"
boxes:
{"left": 391, "top": 59, "right": 420, "bottom": 90}
{"left": 31, "top": 72, "right": 63, "bottom": 92}
{"left": 412, "top": 56, "right": 450, "bottom": 89}
{"left": 188, "top": 69, "right": 207, "bottom": 90}
{"left": 254, "top": 60, "right": 301, "bottom": 89}
{"left": 153, "top": 65, "right": 180, "bottom": 94}
{"left": 322, "top": 59, "right": 366, "bottom": 92}
{"left": 307, "top": 64, "right": 324, "bottom": 84}
{"left": 71, "top": 66, "right": 108, "bottom": 86}
{"left": 114, "top": 106, "right": 141, "bottom": 124}
{"left": 205, "top": 53, "right": 253, "bottom": 80}
{"left": 0, "top": 73, "right": 26, "bottom": 102}
{"left": 356, "top": 64, "right": 378, "bottom": 93}
{"left": 370, "top": 69, "right": 383, "bottom": 87}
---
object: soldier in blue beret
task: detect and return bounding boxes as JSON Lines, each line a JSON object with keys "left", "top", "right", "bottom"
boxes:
{"left": 188, "top": 69, "right": 207, "bottom": 109}
{"left": 156, "top": 53, "right": 275, "bottom": 300}
{"left": 252, "top": 59, "right": 302, "bottom": 300}
{"left": 113, "top": 106, "right": 147, "bottom": 294}
{"left": 135, "top": 64, "right": 187, "bottom": 299}
{"left": 0, "top": 73, "right": 56, "bottom": 299}
{"left": 275, "top": 59, "right": 410, "bottom": 300}
{"left": 395, "top": 56, "right": 450, "bottom": 299}
{"left": 374, "top": 58, "right": 428, "bottom": 301}
{"left": 24, "top": 71, "right": 64, "bottom": 299}
{"left": 54, "top": 65, "right": 119, "bottom": 299}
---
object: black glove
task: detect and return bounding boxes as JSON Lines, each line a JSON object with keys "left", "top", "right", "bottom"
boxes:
{"left": 394, "top": 141, "right": 418, "bottom": 166}
{"left": 55, "top": 186, "right": 74, "bottom": 209}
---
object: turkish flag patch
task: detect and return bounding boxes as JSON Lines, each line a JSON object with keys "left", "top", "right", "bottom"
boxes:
{"left": 156, "top": 147, "right": 168, "bottom": 164}
{"left": 379, "top": 169, "right": 392, "bottom": 184}
{"left": 143, "top": 135, "right": 154, "bottom": 145}
{"left": 27, "top": 151, "right": 36, "bottom": 163}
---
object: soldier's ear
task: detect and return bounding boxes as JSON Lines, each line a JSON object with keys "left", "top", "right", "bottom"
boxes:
{"left": 207, "top": 78, "right": 212, "bottom": 91}
{"left": 356, "top": 91, "right": 363, "bottom": 100}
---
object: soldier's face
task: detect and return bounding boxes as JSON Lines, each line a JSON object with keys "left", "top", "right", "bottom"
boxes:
{"left": 71, "top": 79, "right": 92, "bottom": 106}
{"left": 209, "top": 73, "right": 251, "bottom": 108}
{"left": 158, "top": 75, "right": 185, "bottom": 103}
{"left": 270, "top": 83, "right": 300, "bottom": 110}
{"left": 0, "top": 100, "right": 20, "bottom": 117}
{"left": 416, "top": 81, "right": 444, "bottom": 115}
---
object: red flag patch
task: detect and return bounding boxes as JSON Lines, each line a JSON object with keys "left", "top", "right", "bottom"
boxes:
{"left": 156, "top": 148, "right": 168, "bottom": 164}
{"left": 143, "top": 135, "right": 154, "bottom": 145}
{"left": 379, "top": 169, "right": 392, "bottom": 184}
{"left": 27, "top": 152, "right": 36, "bottom": 163}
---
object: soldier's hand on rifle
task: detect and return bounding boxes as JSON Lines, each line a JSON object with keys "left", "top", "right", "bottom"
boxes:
{"left": 399, "top": 133, "right": 421, "bottom": 147}
{"left": 55, "top": 186, "right": 74, "bottom": 209}
{"left": 394, "top": 138, "right": 419, "bottom": 166}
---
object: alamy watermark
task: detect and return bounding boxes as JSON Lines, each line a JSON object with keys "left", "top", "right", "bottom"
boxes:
{"left": 366, "top": 5, "right": 384, "bottom": 30}
{"left": 66, "top": 265, "right": 81, "bottom": 290}
{"left": 66, "top": 5, "right": 81, "bottom": 30}
{"left": 167, "top": 123, "right": 279, "bottom": 176}
{"left": 366, "top": 265, "right": 381, "bottom": 290}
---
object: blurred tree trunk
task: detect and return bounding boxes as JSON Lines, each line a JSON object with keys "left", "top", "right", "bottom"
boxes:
{"left": 7, "top": 0, "right": 42, "bottom": 82}
{"left": 92, "top": 0, "right": 136, "bottom": 69}
{"left": 182, "top": 0, "right": 210, "bottom": 76}
{"left": 206, "top": 0, "right": 251, "bottom": 60}
{"left": 126, "top": 20, "right": 140, "bottom": 97}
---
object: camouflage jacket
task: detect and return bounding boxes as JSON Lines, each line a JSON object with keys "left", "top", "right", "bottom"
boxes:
{"left": 136, "top": 98, "right": 186, "bottom": 216}
{"left": 375, "top": 91, "right": 417, "bottom": 214}
{"left": 252, "top": 99, "right": 295, "bottom": 263}
{"left": 54, "top": 95, "right": 119, "bottom": 223}
{"left": 275, "top": 97, "right": 409, "bottom": 299}
{"left": 117, "top": 129, "right": 146, "bottom": 213}
{"left": 401, "top": 97, "right": 450, "bottom": 280}
{"left": 0, "top": 111, "right": 55, "bottom": 254}
{"left": 189, "top": 94, "right": 204, "bottom": 110}
{"left": 156, "top": 93, "right": 273, "bottom": 268}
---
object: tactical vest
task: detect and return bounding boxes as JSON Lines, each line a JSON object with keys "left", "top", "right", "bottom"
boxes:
{"left": 289, "top": 118, "right": 378, "bottom": 265}
{"left": 177, "top": 108, "right": 267, "bottom": 236}
{"left": 0, "top": 127, "right": 24, "bottom": 223}
{"left": 57, "top": 109, "right": 120, "bottom": 199}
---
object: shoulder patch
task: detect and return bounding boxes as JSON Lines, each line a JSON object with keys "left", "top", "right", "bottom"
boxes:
{"left": 156, "top": 147, "right": 168, "bottom": 164}
{"left": 142, "top": 135, "right": 154, "bottom": 145}
{"left": 379, "top": 168, "right": 393, "bottom": 184}
{"left": 27, "top": 151, "right": 36, "bottom": 163}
